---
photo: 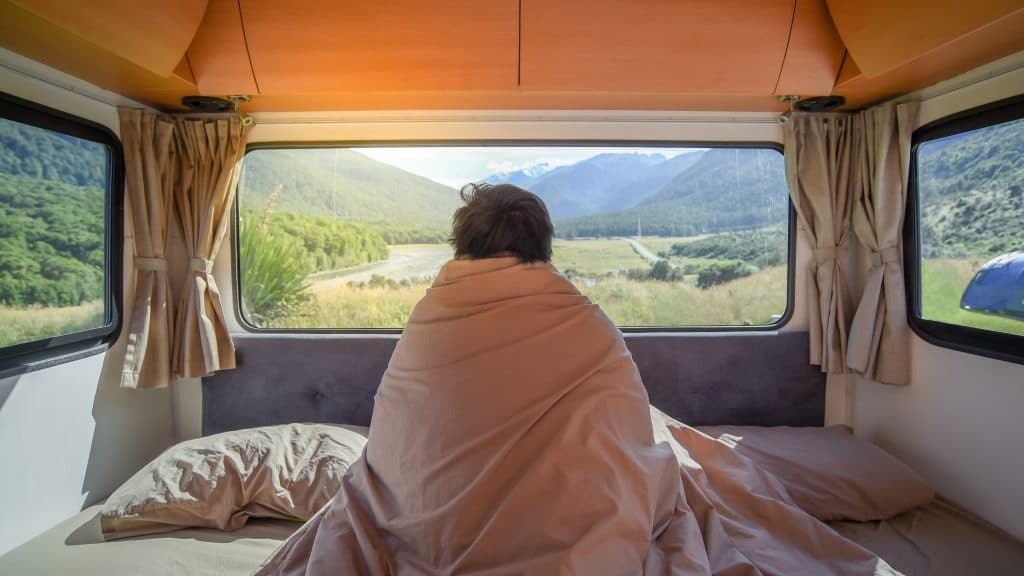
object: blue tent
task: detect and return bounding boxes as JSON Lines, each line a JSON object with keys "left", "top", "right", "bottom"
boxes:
{"left": 960, "top": 252, "right": 1024, "bottom": 319}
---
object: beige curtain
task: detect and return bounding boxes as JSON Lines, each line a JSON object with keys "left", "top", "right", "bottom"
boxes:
{"left": 784, "top": 113, "right": 858, "bottom": 373}
{"left": 118, "top": 109, "right": 177, "bottom": 389}
{"left": 847, "top": 102, "right": 919, "bottom": 385}
{"left": 172, "top": 117, "right": 250, "bottom": 378}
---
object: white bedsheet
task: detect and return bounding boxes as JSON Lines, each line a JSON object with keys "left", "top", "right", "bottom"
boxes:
{"left": 0, "top": 504, "right": 298, "bottom": 576}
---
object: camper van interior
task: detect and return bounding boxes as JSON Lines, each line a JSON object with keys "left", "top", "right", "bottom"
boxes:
{"left": 1, "top": 1, "right": 1023, "bottom": 574}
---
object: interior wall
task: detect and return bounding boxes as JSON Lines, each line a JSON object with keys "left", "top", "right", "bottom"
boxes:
{"left": 0, "top": 50, "right": 175, "bottom": 556}
{"left": 850, "top": 64, "right": 1024, "bottom": 542}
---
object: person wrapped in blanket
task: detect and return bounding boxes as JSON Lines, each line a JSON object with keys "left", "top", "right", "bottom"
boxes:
{"left": 255, "top": 184, "right": 899, "bottom": 575}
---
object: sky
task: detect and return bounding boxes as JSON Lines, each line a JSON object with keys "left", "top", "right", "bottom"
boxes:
{"left": 357, "top": 146, "right": 700, "bottom": 189}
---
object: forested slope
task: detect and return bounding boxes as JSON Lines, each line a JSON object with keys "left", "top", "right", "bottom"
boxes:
{"left": 918, "top": 118, "right": 1024, "bottom": 257}
{"left": 0, "top": 118, "right": 107, "bottom": 307}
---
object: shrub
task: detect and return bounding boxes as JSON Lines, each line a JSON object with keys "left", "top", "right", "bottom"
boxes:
{"left": 239, "top": 219, "right": 313, "bottom": 323}
{"left": 696, "top": 261, "right": 756, "bottom": 290}
{"left": 669, "top": 227, "right": 786, "bottom": 268}
{"left": 623, "top": 260, "right": 682, "bottom": 282}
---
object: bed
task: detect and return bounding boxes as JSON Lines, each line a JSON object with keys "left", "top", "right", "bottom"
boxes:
{"left": 831, "top": 499, "right": 1024, "bottom": 576}
{"left": 2, "top": 431, "right": 1022, "bottom": 575}
{"left": 3, "top": 472, "right": 1022, "bottom": 575}
{"left": 2, "top": 333, "right": 1022, "bottom": 574}
{"left": 0, "top": 505, "right": 296, "bottom": 576}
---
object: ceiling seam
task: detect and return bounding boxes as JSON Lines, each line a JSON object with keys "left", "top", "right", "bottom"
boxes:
{"left": 773, "top": 0, "right": 800, "bottom": 95}
{"left": 517, "top": 0, "right": 523, "bottom": 87}
{"left": 831, "top": 49, "right": 849, "bottom": 91}
{"left": 184, "top": 52, "right": 197, "bottom": 87}
{"left": 236, "top": 0, "right": 261, "bottom": 95}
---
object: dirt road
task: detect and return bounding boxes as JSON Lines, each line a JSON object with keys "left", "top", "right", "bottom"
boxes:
{"left": 314, "top": 244, "right": 453, "bottom": 286}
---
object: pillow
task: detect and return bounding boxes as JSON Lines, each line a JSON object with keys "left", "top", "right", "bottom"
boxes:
{"left": 100, "top": 423, "right": 369, "bottom": 540}
{"left": 697, "top": 425, "right": 934, "bottom": 522}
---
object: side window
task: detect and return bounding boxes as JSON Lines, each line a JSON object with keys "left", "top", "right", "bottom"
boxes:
{"left": 0, "top": 94, "right": 122, "bottom": 370}
{"left": 235, "top": 144, "right": 791, "bottom": 331}
{"left": 909, "top": 96, "right": 1024, "bottom": 362}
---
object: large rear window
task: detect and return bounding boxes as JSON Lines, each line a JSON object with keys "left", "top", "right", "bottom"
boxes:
{"left": 235, "top": 144, "right": 790, "bottom": 330}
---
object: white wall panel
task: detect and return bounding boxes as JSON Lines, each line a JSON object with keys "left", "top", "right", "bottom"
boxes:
{"left": 0, "top": 50, "right": 174, "bottom": 556}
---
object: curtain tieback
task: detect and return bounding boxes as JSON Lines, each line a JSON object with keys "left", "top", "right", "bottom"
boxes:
{"left": 870, "top": 246, "right": 901, "bottom": 267}
{"left": 813, "top": 246, "right": 841, "bottom": 263}
{"left": 135, "top": 257, "right": 167, "bottom": 272}
{"left": 190, "top": 257, "right": 214, "bottom": 274}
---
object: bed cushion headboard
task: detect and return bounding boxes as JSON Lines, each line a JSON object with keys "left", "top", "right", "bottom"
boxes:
{"left": 203, "top": 332, "right": 825, "bottom": 435}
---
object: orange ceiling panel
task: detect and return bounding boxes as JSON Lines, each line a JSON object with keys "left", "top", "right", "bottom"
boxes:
{"left": 10, "top": 0, "right": 207, "bottom": 77}
{"left": 186, "top": 0, "right": 258, "bottom": 95}
{"left": 0, "top": 1, "right": 198, "bottom": 104}
{"left": 834, "top": 8, "right": 1024, "bottom": 108}
{"left": 520, "top": 0, "right": 795, "bottom": 93}
{"left": 774, "top": 0, "right": 846, "bottom": 96}
{"left": 826, "top": 0, "right": 1024, "bottom": 77}
{"left": 239, "top": 0, "right": 519, "bottom": 94}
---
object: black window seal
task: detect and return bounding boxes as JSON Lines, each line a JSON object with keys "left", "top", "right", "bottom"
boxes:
{"left": 905, "top": 93, "right": 1024, "bottom": 366}
{"left": 233, "top": 140, "right": 793, "bottom": 334}
{"left": 0, "top": 92, "right": 124, "bottom": 378}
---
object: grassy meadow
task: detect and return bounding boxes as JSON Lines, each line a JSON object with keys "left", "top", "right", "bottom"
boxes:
{"left": 921, "top": 259, "right": 1024, "bottom": 336}
{"left": 0, "top": 301, "right": 104, "bottom": 347}
{"left": 256, "top": 236, "right": 788, "bottom": 329}
{"left": 552, "top": 238, "right": 650, "bottom": 273}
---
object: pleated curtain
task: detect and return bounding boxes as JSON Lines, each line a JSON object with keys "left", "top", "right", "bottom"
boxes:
{"left": 784, "top": 113, "right": 858, "bottom": 374}
{"left": 171, "top": 117, "right": 251, "bottom": 378}
{"left": 846, "top": 102, "right": 919, "bottom": 386}
{"left": 118, "top": 109, "right": 177, "bottom": 389}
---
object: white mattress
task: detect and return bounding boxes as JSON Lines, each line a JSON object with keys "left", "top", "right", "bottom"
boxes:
{"left": 829, "top": 498, "right": 1024, "bottom": 576}
{"left": 4, "top": 496, "right": 1021, "bottom": 575}
{"left": 0, "top": 504, "right": 298, "bottom": 575}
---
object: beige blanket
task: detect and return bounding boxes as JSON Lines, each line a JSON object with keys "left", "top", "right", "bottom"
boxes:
{"left": 255, "top": 257, "right": 898, "bottom": 575}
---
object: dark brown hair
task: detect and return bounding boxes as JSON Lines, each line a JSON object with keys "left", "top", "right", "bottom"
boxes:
{"left": 449, "top": 183, "right": 553, "bottom": 263}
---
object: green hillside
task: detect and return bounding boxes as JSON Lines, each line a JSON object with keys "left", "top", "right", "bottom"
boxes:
{"left": 917, "top": 117, "right": 1024, "bottom": 257}
{"left": 556, "top": 148, "right": 788, "bottom": 237}
{"left": 0, "top": 173, "right": 104, "bottom": 307}
{"left": 0, "top": 118, "right": 107, "bottom": 189}
{"left": 667, "top": 225, "right": 788, "bottom": 268}
{"left": 0, "top": 118, "right": 109, "bottom": 309}
{"left": 243, "top": 210, "right": 389, "bottom": 273}
{"left": 239, "top": 148, "right": 461, "bottom": 230}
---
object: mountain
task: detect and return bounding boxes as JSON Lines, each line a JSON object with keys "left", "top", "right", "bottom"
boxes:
{"left": 239, "top": 148, "right": 461, "bottom": 230}
{"left": 482, "top": 161, "right": 557, "bottom": 188}
{"left": 525, "top": 152, "right": 668, "bottom": 219}
{"left": 599, "top": 151, "right": 704, "bottom": 212}
{"left": 556, "top": 148, "right": 788, "bottom": 237}
{"left": 485, "top": 151, "right": 703, "bottom": 219}
{"left": 917, "top": 118, "right": 1024, "bottom": 257}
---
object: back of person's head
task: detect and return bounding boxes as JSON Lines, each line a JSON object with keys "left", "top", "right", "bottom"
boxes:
{"left": 449, "top": 183, "right": 554, "bottom": 263}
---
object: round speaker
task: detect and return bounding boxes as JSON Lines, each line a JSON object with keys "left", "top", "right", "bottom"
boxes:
{"left": 181, "top": 96, "right": 234, "bottom": 113}
{"left": 795, "top": 96, "right": 846, "bottom": 112}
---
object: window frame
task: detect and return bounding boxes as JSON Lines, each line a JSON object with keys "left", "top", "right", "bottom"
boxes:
{"left": 905, "top": 94, "right": 1024, "bottom": 365}
{"left": 0, "top": 92, "right": 124, "bottom": 375}
{"left": 233, "top": 140, "right": 794, "bottom": 334}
